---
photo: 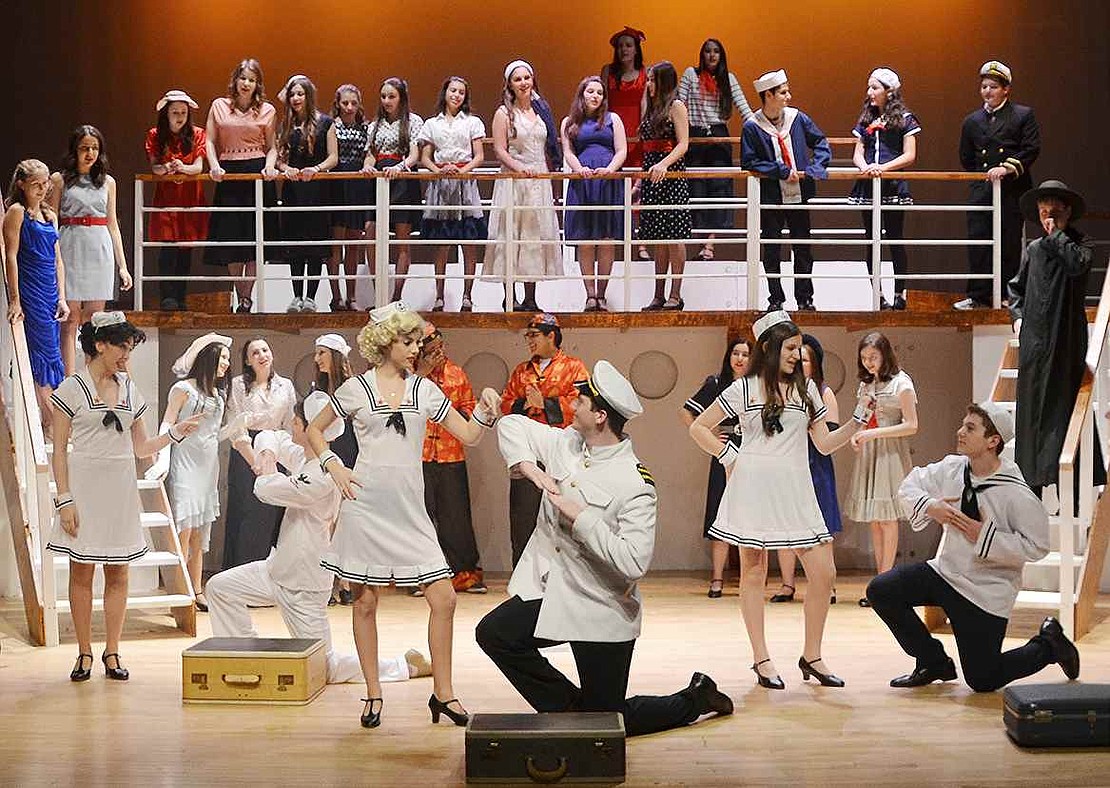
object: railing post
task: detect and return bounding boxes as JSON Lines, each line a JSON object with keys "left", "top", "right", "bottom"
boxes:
{"left": 745, "top": 175, "right": 760, "bottom": 310}
{"left": 133, "top": 179, "right": 144, "bottom": 311}
{"left": 871, "top": 175, "right": 883, "bottom": 310}
{"left": 37, "top": 471, "right": 57, "bottom": 646}
{"left": 254, "top": 178, "right": 266, "bottom": 313}
{"left": 623, "top": 175, "right": 634, "bottom": 311}
{"left": 503, "top": 176, "right": 516, "bottom": 313}
{"left": 991, "top": 177, "right": 1003, "bottom": 308}
{"left": 1058, "top": 458, "right": 1076, "bottom": 637}
{"left": 374, "top": 175, "right": 390, "bottom": 309}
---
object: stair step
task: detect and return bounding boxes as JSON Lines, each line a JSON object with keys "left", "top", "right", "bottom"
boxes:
{"left": 53, "top": 551, "right": 181, "bottom": 570}
{"left": 992, "top": 401, "right": 1016, "bottom": 411}
{"left": 998, "top": 369, "right": 1018, "bottom": 379}
{"left": 1015, "top": 589, "right": 1073, "bottom": 607}
{"left": 141, "top": 512, "right": 173, "bottom": 529}
{"left": 55, "top": 593, "right": 194, "bottom": 613}
{"left": 1030, "top": 551, "right": 1086, "bottom": 569}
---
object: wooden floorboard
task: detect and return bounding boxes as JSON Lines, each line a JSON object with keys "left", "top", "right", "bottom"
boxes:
{"left": 2, "top": 573, "right": 1108, "bottom": 786}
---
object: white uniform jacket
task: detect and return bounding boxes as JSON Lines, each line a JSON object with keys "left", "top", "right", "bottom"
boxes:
{"left": 899, "top": 454, "right": 1048, "bottom": 618}
{"left": 253, "top": 431, "right": 341, "bottom": 593}
{"left": 498, "top": 414, "right": 657, "bottom": 642}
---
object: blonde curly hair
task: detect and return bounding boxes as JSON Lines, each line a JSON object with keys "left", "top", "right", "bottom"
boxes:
{"left": 357, "top": 310, "right": 425, "bottom": 367}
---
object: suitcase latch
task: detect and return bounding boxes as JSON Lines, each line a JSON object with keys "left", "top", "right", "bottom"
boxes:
{"left": 1033, "top": 710, "right": 1053, "bottom": 723}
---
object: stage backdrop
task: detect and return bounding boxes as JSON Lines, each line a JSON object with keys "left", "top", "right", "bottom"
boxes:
{"left": 4, "top": 0, "right": 1108, "bottom": 301}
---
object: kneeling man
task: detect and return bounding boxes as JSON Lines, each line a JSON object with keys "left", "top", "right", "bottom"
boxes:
{"left": 867, "top": 402, "right": 1079, "bottom": 691}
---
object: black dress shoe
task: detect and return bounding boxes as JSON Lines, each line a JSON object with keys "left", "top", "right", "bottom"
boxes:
{"left": 769, "top": 584, "right": 795, "bottom": 603}
{"left": 102, "top": 652, "right": 129, "bottom": 681}
{"left": 641, "top": 296, "right": 665, "bottom": 312}
{"left": 767, "top": 300, "right": 784, "bottom": 312}
{"left": 893, "top": 294, "right": 907, "bottom": 310}
{"left": 889, "top": 658, "right": 957, "bottom": 688}
{"left": 361, "top": 697, "right": 383, "bottom": 728}
{"left": 70, "top": 653, "right": 93, "bottom": 682}
{"left": 879, "top": 297, "right": 892, "bottom": 311}
{"left": 1039, "top": 616, "right": 1080, "bottom": 680}
{"left": 751, "top": 659, "right": 785, "bottom": 690}
{"left": 798, "top": 656, "right": 845, "bottom": 687}
{"left": 707, "top": 579, "right": 723, "bottom": 599}
{"left": 429, "top": 694, "right": 470, "bottom": 726}
{"left": 685, "top": 671, "right": 734, "bottom": 716}
{"left": 796, "top": 299, "right": 816, "bottom": 312}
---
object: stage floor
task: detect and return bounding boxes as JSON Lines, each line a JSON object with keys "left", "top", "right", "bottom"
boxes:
{"left": 2, "top": 574, "right": 1108, "bottom": 786}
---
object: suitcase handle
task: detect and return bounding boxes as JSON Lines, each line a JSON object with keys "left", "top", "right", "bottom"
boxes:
{"left": 525, "top": 756, "right": 568, "bottom": 783}
{"left": 222, "top": 674, "right": 262, "bottom": 686}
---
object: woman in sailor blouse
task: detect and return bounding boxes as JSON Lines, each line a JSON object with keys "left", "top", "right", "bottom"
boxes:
{"left": 307, "top": 301, "right": 500, "bottom": 729}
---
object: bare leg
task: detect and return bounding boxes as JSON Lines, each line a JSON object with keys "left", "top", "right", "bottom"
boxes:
{"left": 651, "top": 247, "right": 668, "bottom": 302}
{"left": 795, "top": 543, "right": 837, "bottom": 671}
{"left": 69, "top": 561, "right": 96, "bottom": 656}
{"left": 102, "top": 563, "right": 129, "bottom": 656}
{"left": 596, "top": 243, "right": 614, "bottom": 300}
{"left": 35, "top": 384, "right": 54, "bottom": 441}
{"left": 868, "top": 521, "right": 884, "bottom": 575}
{"left": 344, "top": 227, "right": 363, "bottom": 305}
{"left": 392, "top": 224, "right": 412, "bottom": 302}
{"left": 62, "top": 300, "right": 103, "bottom": 374}
{"left": 180, "top": 527, "right": 204, "bottom": 597}
{"left": 578, "top": 243, "right": 597, "bottom": 299}
{"left": 423, "top": 577, "right": 463, "bottom": 710}
{"left": 461, "top": 244, "right": 478, "bottom": 301}
{"left": 877, "top": 520, "right": 899, "bottom": 574}
{"left": 667, "top": 243, "right": 686, "bottom": 300}
{"left": 710, "top": 539, "right": 729, "bottom": 585}
{"left": 777, "top": 549, "right": 798, "bottom": 594}
{"left": 739, "top": 547, "right": 774, "bottom": 676}
{"left": 703, "top": 232, "right": 716, "bottom": 255}
{"left": 432, "top": 246, "right": 449, "bottom": 302}
{"left": 351, "top": 583, "right": 382, "bottom": 700}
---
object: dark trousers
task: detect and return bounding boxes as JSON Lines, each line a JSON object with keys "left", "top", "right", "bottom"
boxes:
{"left": 423, "top": 460, "right": 480, "bottom": 573}
{"left": 510, "top": 475, "right": 544, "bottom": 567}
{"left": 158, "top": 246, "right": 191, "bottom": 305}
{"left": 867, "top": 562, "right": 1053, "bottom": 692}
{"left": 859, "top": 210, "right": 908, "bottom": 294}
{"left": 687, "top": 126, "right": 734, "bottom": 232}
{"left": 966, "top": 182, "right": 1024, "bottom": 305}
{"left": 475, "top": 596, "right": 698, "bottom": 736}
{"left": 290, "top": 258, "right": 324, "bottom": 300}
{"left": 761, "top": 207, "right": 814, "bottom": 304}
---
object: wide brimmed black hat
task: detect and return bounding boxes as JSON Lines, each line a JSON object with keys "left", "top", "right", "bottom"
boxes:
{"left": 1020, "top": 180, "right": 1085, "bottom": 223}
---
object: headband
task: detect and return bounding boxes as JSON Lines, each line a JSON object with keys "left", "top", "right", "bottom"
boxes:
{"left": 869, "top": 68, "right": 901, "bottom": 90}
{"left": 504, "top": 60, "right": 534, "bottom": 81}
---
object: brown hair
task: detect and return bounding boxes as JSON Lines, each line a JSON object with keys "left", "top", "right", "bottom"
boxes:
{"left": 6, "top": 159, "right": 54, "bottom": 220}
{"left": 966, "top": 404, "right": 1005, "bottom": 455}
{"left": 226, "top": 59, "right": 266, "bottom": 112}
{"left": 749, "top": 320, "right": 815, "bottom": 436}
{"left": 856, "top": 331, "right": 900, "bottom": 384}
{"left": 278, "top": 76, "right": 321, "bottom": 161}
{"left": 315, "top": 348, "right": 353, "bottom": 394}
{"left": 564, "top": 76, "right": 609, "bottom": 148}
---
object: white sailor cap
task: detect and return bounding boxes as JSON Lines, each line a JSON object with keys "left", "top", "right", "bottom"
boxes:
{"left": 576, "top": 360, "right": 643, "bottom": 420}
{"left": 869, "top": 67, "right": 901, "bottom": 90}
{"left": 976, "top": 401, "right": 1014, "bottom": 444}
{"left": 305, "top": 391, "right": 345, "bottom": 441}
{"left": 172, "top": 332, "right": 232, "bottom": 377}
{"left": 752, "top": 309, "right": 793, "bottom": 340}
{"left": 979, "top": 60, "right": 1012, "bottom": 84}
{"left": 753, "top": 69, "right": 788, "bottom": 93}
{"left": 91, "top": 311, "right": 127, "bottom": 329}
{"left": 315, "top": 333, "right": 352, "bottom": 356}
{"left": 368, "top": 300, "right": 411, "bottom": 324}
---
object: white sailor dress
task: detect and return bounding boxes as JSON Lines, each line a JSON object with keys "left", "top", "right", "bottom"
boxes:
{"left": 708, "top": 375, "right": 832, "bottom": 549}
{"left": 320, "top": 369, "right": 453, "bottom": 586}
{"left": 47, "top": 370, "right": 149, "bottom": 563}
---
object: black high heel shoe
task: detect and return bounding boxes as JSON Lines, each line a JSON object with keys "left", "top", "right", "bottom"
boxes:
{"left": 769, "top": 584, "right": 795, "bottom": 603}
{"left": 101, "top": 652, "right": 129, "bottom": 681}
{"left": 360, "top": 697, "right": 383, "bottom": 728}
{"left": 798, "top": 656, "right": 845, "bottom": 687}
{"left": 429, "top": 694, "right": 470, "bottom": 726}
{"left": 707, "top": 578, "right": 724, "bottom": 599}
{"left": 751, "top": 658, "right": 785, "bottom": 690}
{"left": 70, "top": 653, "right": 93, "bottom": 682}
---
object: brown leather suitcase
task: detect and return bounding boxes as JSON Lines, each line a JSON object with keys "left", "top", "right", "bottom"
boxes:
{"left": 182, "top": 637, "right": 327, "bottom": 705}
{"left": 465, "top": 712, "right": 625, "bottom": 784}
{"left": 1003, "top": 683, "right": 1110, "bottom": 748}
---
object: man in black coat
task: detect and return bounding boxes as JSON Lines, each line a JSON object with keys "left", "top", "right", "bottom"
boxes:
{"left": 1008, "top": 180, "right": 1101, "bottom": 492}
{"left": 955, "top": 60, "right": 1040, "bottom": 310}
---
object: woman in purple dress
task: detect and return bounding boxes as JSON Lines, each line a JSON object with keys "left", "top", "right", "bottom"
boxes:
{"left": 561, "top": 76, "right": 628, "bottom": 312}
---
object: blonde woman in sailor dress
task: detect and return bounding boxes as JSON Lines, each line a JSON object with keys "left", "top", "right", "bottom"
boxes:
{"left": 307, "top": 301, "right": 501, "bottom": 729}
{"left": 689, "top": 311, "right": 870, "bottom": 691}
{"left": 48, "top": 313, "right": 200, "bottom": 682}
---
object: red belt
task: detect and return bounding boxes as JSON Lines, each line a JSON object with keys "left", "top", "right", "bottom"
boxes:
{"left": 374, "top": 154, "right": 403, "bottom": 164}
{"left": 60, "top": 216, "right": 108, "bottom": 226}
{"left": 641, "top": 140, "right": 674, "bottom": 153}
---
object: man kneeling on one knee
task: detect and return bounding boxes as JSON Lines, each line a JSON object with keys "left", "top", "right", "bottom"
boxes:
{"left": 206, "top": 394, "right": 430, "bottom": 684}
{"left": 867, "top": 402, "right": 1079, "bottom": 691}
{"left": 476, "top": 360, "right": 733, "bottom": 736}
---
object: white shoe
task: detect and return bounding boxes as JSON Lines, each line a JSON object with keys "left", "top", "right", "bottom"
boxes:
{"left": 286, "top": 297, "right": 303, "bottom": 313}
{"left": 301, "top": 298, "right": 317, "bottom": 313}
{"left": 953, "top": 297, "right": 988, "bottom": 311}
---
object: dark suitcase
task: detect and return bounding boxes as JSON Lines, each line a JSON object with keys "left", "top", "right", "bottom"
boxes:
{"left": 465, "top": 712, "right": 625, "bottom": 784}
{"left": 1003, "top": 683, "right": 1110, "bottom": 747}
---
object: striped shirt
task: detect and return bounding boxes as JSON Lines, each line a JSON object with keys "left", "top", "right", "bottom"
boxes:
{"left": 678, "top": 68, "right": 755, "bottom": 128}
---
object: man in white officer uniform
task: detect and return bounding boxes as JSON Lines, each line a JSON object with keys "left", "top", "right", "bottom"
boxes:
{"left": 867, "top": 402, "right": 1080, "bottom": 691}
{"left": 205, "top": 394, "right": 430, "bottom": 684}
{"left": 476, "top": 360, "right": 733, "bottom": 736}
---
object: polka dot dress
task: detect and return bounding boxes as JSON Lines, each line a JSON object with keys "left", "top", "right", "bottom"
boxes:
{"left": 639, "top": 115, "right": 691, "bottom": 241}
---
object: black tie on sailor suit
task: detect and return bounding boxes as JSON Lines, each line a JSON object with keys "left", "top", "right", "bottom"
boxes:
{"left": 961, "top": 462, "right": 997, "bottom": 521}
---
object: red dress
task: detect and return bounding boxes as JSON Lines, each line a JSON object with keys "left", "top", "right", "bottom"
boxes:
{"left": 607, "top": 68, "right": 646, "bottom": 168}
{"left": 144, "top": 126, "right": 209, "bottom": 241}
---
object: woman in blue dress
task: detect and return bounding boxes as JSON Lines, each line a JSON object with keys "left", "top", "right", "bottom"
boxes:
{"left": 3, "top": 159, "right": 69, "bottom": 435}
{"left": 561, "top": 76, "right": 628, "bottom": 312}
{"left": 849, "top": 67, "right": 921, "bottom": 310}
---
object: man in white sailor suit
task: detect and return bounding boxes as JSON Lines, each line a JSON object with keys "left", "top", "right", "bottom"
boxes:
{"left": 866, "top": 402, "right": 1080, "bottom": 691}
{"left": 476, "top": 360, "right": 734, "bottom": 736}
{"left": 205, "top": 393, "right": 430, "bottom": 684}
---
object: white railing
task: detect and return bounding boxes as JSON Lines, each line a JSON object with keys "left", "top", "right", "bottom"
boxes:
{"left": 133, "top": 169, "right": 1002, "bottom": 313}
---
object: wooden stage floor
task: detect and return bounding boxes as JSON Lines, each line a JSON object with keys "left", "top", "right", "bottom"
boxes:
{"left": 2, "top": 574, "right": 1108, "bottom": 786}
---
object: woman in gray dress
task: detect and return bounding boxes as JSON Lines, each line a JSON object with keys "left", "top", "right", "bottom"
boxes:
{"left": 48, "top": 126, "right": 133, "bottom": 374}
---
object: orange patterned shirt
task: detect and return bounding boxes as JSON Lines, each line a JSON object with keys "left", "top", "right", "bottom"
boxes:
{"left": 422, "top": 359, "right": 476, "bottom": 464}
{"left": 500, "top": 350, "right": 589, "bottom": 427}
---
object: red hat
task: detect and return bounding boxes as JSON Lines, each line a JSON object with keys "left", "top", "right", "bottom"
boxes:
{"left": 609, "top": 26, "right": 646, "bottom": 47}
{"left": 528, "top": 313, "right": 560, "bottom": 329}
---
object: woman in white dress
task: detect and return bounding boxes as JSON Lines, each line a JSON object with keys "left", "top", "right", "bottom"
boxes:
{"left": 486, "top": 60, "right": 562, "bottom": 313}
{"left": 48, "top": 312, "right": 200, "bottom": 681}
{"left": 151, "top": 333, "right": 232, "bottom": 610}
{"left": 307, "top": 301, "right": 500, "bottom": 729}
{"left": 689, "top": 311, "right": 871, "bottom": 690}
